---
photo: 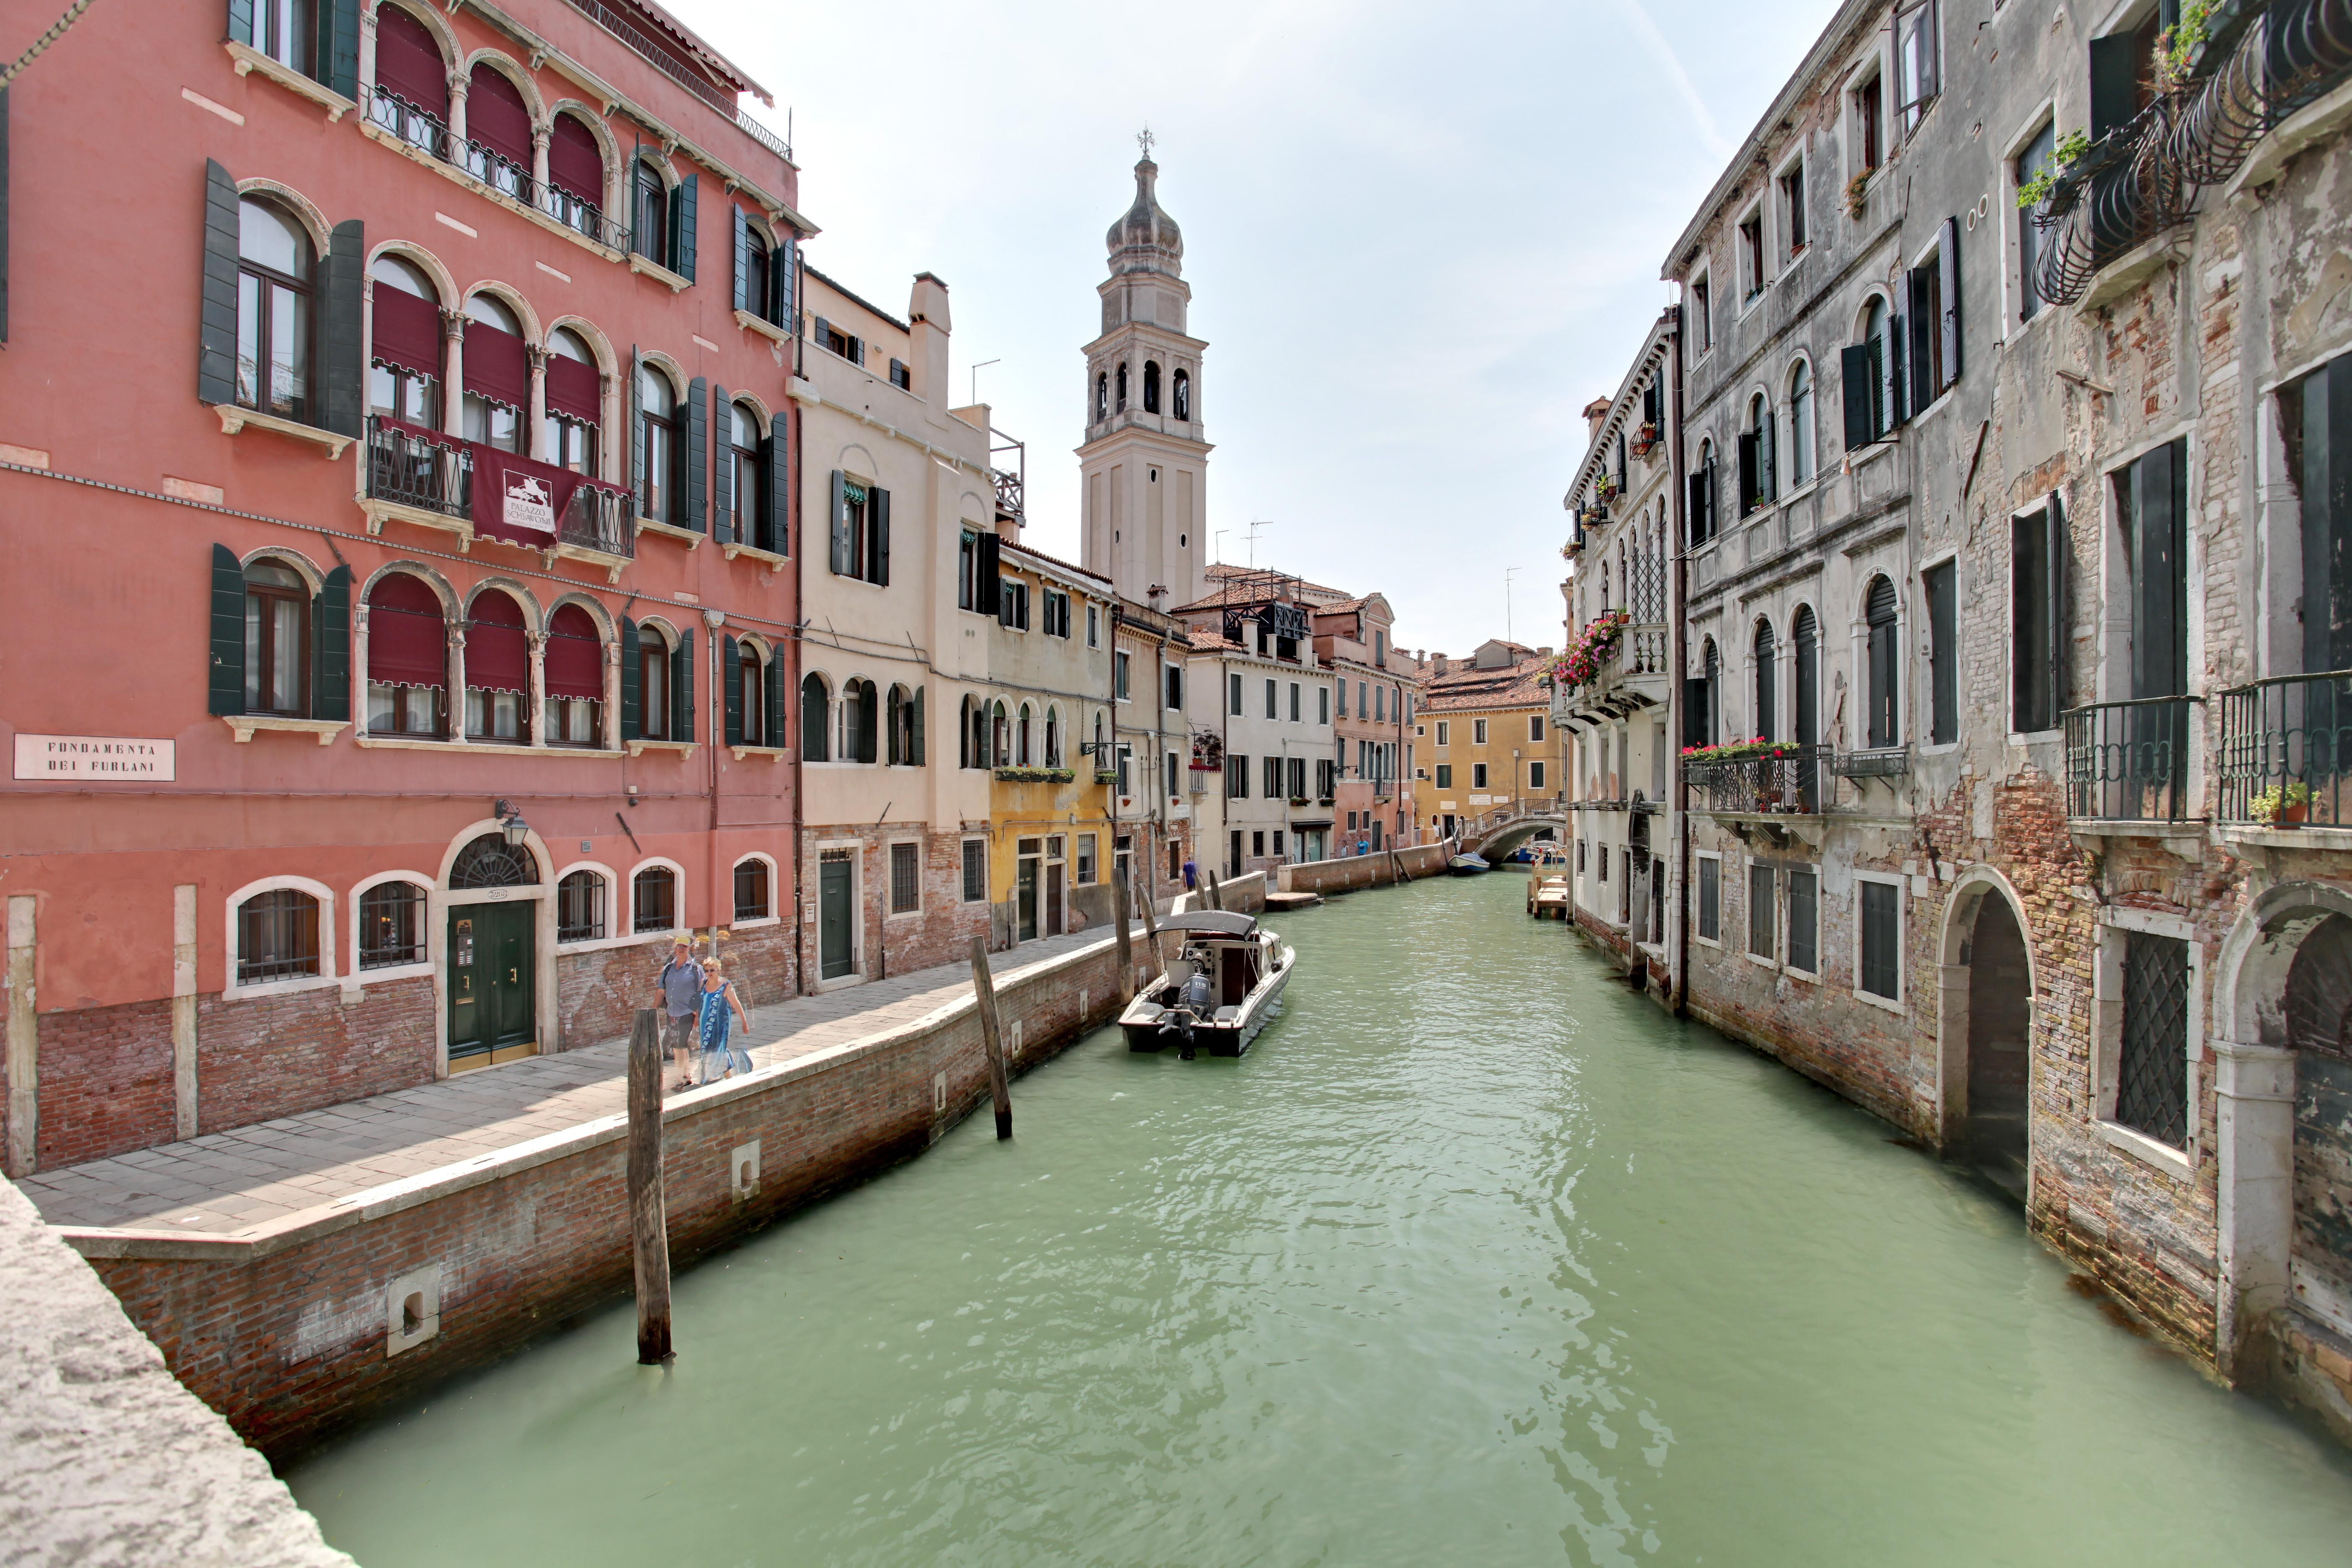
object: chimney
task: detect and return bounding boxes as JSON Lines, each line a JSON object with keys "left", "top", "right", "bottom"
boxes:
{"left": 1582, "top": 397, "right": 1612, "bottom": 445}
{"left": 1537, "top": 646, "right": 1553, "bottom": 658}
{"left": 1432, "top": 651, "right": 1449, "bottom": 676}
{"left": 909, "top": 272, "right": 952, "bottom": 407}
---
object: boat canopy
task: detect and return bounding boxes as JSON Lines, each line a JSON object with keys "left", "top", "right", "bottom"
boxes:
{"left": 1163, "top": 911, "right": 1259, "bottom": 938}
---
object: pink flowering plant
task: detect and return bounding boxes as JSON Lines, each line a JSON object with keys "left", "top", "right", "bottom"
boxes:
{"left": 1547, "top": 611, "right": 1630, "bottom": 690}
{"left": 1681, "top": 736, "right": 1799, "bottom": 764}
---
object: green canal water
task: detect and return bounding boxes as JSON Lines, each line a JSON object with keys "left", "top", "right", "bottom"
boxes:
{"left": 286, "top": 873, "right": 2352, "bottom": 1565}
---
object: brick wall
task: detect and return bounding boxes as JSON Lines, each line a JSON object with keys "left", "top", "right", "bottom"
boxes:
{"left": 68, "top": 934, "right": 1135, "bottom": 1456}
{"left": 556, "top": 925, "right": 797, "bottom": 1050}
{"left": 1277, "top": 843, "right": 1449, "bottom": 896}
{"left": 35, "top": 999, "right": 175, "bottom": 1169}
{"left": 805, "top": 825, "right": 991, "bottom": 980}
{"left": 196, "top": 978, "right": 437, "bottom": 1136}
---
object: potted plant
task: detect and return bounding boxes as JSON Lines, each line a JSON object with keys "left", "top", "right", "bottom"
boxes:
{"left": 1093, "top": 768, "right": 1119, "bottom": 786}
{"left": 1844, "top": 171, "right": 1870, "bottom": 221}
{"left": 2251, "top": 781, "right": 2313, "bottom": 826}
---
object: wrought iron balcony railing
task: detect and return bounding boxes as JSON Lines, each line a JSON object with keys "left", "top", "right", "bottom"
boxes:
{"left": 557, "top": 480, "right": 636, "bottom": 560}
{"left": 2063, "top": 695, "right": 2204, "bottom": 822}
{"left": 2218, "top": 668, "right": 2352, "bottom": 825}
{"left": 2030, "top": 101, "right": 2192, "bottom": 306}
{"left": 1685, "top": 745, "right": 1830, "bottom": 815}
{"left": 366, "top": 87, "right": 456, "bottom": 163}
{"left": 367, "top": 418, "right": 472, "bottom": 518}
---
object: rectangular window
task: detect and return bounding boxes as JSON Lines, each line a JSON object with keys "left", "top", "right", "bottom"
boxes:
{"left": 1266, "top": 678, "right": 1279, "bottom": 719}
{"left": 958, "top": 531, "right": 979, "bottom": 611}
{"left": 1860, "top": 880, "right": 1901, "bottom": 999}
{"left": 1225, "top": 753, "right": 1248, "bottom": 799}
{"left": 1288, "top": 757, "right": 1306, "bottom": 799}
{"left": 1374, "top": 686, "right": 1385, "bottom": 721}
{"left": 1739, "top": 209, "right": 1765, "bottom": 300}
{"left": 735, "top": 858, "right": 771, "bottom": 921}
{"left": 1749, "top": 864, "right": 1778, "bottom": 959}
{"left": 2010, "top": 505, "right": 2064, "bottom": 732}
{"left": 1894, "top": 0, "right": 1940, "bottom": 137}
{"left": 1435, "top": 720, "right": 1449, "bottom": 747}
{"left": 890, "top": 842, "right": 920, "bottom": 914}
{"left": 1044, "top": 590, "right": 1070, "bottom": 638}
{"left": 1780, "top": 161, "right": 1806, "bottom": 255}
{"left": 1698, "top": 858, "right": 1721, "bottom": 941}
{"left": 1924, "top": 560, "right": 1958, "bottom": 744}
{"left": 1787, "top": 868, "right": 1818, "bottom": 972}
{"left": 1692, "top": 275, "right": 1712, "bottom": 351}
{"left": 1289, "top": 682, "right": 1301, "bottom": 722}
{"left": 1114, "top": 650, "right": 1131, "bottom": 701}
{"left": 1319, "top": 686, "right": 1331, "bottom": 724}
{"left": 1251, "top": 830, "right": 1266, "bottom": 859}
{"left": 1316, "top": 758, "right": 1336, "bottom": 797}
{"left": 2015, "top": 120, "right": 2055, "bottom": 321}
{"left": 1117, "top": 744, "right": 1132, "bottom": 795}
{"left": 1263, "top": 756, "right": 1282, "bottom": 798}
{"left": 999, "top": 580, "right": 1030, "bottom": 631}
{"left": 1436, "top": 763, "right": 1453, "bottom": 788}
{"left": 1473, "top": 763, "right": 1489, "bottom": 789}
{"left": 1599, "top": 845, "right": 1610, "bottom": 882}
{"left": 1087, "top": 605, "right": 1101, "bottom": 647}
{"left": 1168, "top": 751, "right": 1181, "bottom": 802}
{"left": 359, "top": 882, "right": 426, "bottom": 968}
{"left": 1076, "top": 833, "right": 1097, "bottom": 885}
{"left": 2116, "top": 930, "right": 2189, "bottom": 1146}
{"left": 1166, "top": 665, "right": 1184, "bottom": 710}
{"left": 1906, "top": 242, "right": 1947, "bottom": 402}
{"left": 1530, "top": 716, "right": 1545, "bottom": 742}
{"left": 1854, "top": 72, "right": 1884, "bottom": 174}
{"left": 1336, "top": 676, "right": 1348, "bottom": 715}
{"left": 961, "top": 839, "right": 985, "bottom": 903}
{"left": 1529, "top": 761, "right": 1546, "bottom": 790}
{"left": 1229, "top": 672, "right": 1244, "bottom": 715}
{"left": 1473, "top": 719, "right": 1489, "bottom": 745}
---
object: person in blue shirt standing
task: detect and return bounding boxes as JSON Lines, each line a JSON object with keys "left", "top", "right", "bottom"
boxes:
{"left": 655, "top": 939, "right": 701, "bottom": 1091}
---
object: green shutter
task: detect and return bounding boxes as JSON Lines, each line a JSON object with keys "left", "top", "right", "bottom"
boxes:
{"left": 620, "top": 616, "right": 641, "bottom": 740}
{"left": 319, "top": 219, "right": 365, "bottom": 438}
{"left": 732, "top": 207, "right": 751, "bottom": 313}
{"left": 318, "top": 0, "right": 359, "bottom": 95}
{"left": 210, "top": 544, "right": 247, "bottom": 716}
{"left": 314, "top": 565, "right": 351, "bottom": 722}
{"left": 199, "top": 161, "right": 240, "bottom": 405}
{"left": 673, "top": 627, "right": 696, "bottom": 742}
{"left": 766, "top": 650, "right": 786, "bottom": 750}
{"left": 772, "top": 235, "right": 797, "bottom": 329}
{"left": 1938, "top": 216, "right": 1961, "bottom": 389}
{"left": 683, "top": 377, "right": 707, "bottom": 532}
{"left": 872, "top": 486, "right": 890, "bottom": 585}
{"left": 671, "top": 173, "right": 698, "bottom": 283}
{"left": 829, "top": 469, "right": 849, "bottom": 574}
{"left": 627, "top": 347, "right": 642, "bottom": 510}
{"left": 911, "top": 685, "right": 925, "bottom": 766}
{"left": 712, "top": 384, "right": 733, "bottom": 543}
{"left": 723, "top": 633, "right": 743, "bottom": 745}
{"left": 1841, "top": 343, "right": 1874, "bottom": 450}
{"left": 976, "top": 531, "right": 1001, "bottom": 614}
{"left": 761, "top": 426, "right": 787, "bottom": 554}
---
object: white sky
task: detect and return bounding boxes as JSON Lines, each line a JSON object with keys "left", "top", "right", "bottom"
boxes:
{"left": 701, "top": 0, "right": 1841, "bottom": 657}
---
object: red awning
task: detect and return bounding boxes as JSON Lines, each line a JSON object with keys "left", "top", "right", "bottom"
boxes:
{"left": 465, "top": 591, "right": 529, "bottom": 694}
{"left": 547, "top": 112, "right": 603, "bottom": 204}
{"left": 464, "top": 321, "right": 529, "bottom": 411}
{"left": 367, "top": 573, "right": 448, "bottom": 689}
{"left": 545, "top": 353, "right": 600, "bottom": 422}
{"left": 373, "top": 6, "right": 448, "bottom": 118}
{"left": 465, "top": 64, "right": 532, "bottom": 168}
{"left": 546, "top": 605, "right": 604, "bottom": 699}
{"left": 371, "top": 285, "right": 443, "bottom": 379}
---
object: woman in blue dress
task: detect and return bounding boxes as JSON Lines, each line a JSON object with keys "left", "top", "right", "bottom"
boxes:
{"left": 695, "top": 958, "right": 753, "bottom": 1085}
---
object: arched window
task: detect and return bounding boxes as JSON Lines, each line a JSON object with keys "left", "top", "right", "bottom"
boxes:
{"left": 461, "top": 293, "right": 525, "bottom": 453}
{"left": 450, "top": 831, "right": 539, "bottom": 888}
{"left": 738, "top": 224, "right": 770, "bottom": 320}
{"left": 358, "top": 880, "right": 426, "bottom": 968}
{"left": 545, "top": 111, "right": 606, "bottom": 237}
{"left": 801, "top": 673, "right": 831, "bottom": 761}
{"left": 841, "top": 678, "right": 879, "bottom": 763}
{"left": 1143, "top": 361, "right": 1161, "bottom": 414}
{"left": 1044, "top": 704, "right": 1062, "bottom": 766}
{"left": 1793, "top": 605, "right": 1820, "bottom": 749}
{"left": 727, "top": 400, "right": 763, "bottom": 539}
{"left": 543, "top": 327, "right": 599, "bottom": 474}
{"left": 1740, "top": 392, "right": 1775, "bottom": 516}
{"left": 557, "top": 869, "right": 606, "bottom": 942}
{"left": 637, "top": 622, "right": 672, "bottom": 741}
{"left": 1095, "top": 371, "right": 1109, "bottom": 423}
{"left": 1788, "top": 360, "right": 1816, "bottom": 487}
{"left": 237, "top": 888, "right": 320, "bottom": 983}
{"left": 991, "top": 700, "right": 1010, "bottom": 767}
{"left": 368, "top": 4, "right": 449, "bottom": 139}
{"left": 733, "top": 856, "right": 771, "bottom": 921}
{"left": 1865, "top": 576, "right": 1901, "bottom": 748}
{"left": 738, "top": 640, "right": 767, "bottom": 747}
{"left": 464, "top": 590, "right": 530, "bottom": 742}
{"left": 242, "top": 558, "right": 311, "bottom": 716}
{"left": 366, "top": 573, "right": 445, "bottom": 736}
{"left": 632, "top": 864, "right": 676, "bottom": 933}
{"left": 236, "top": 198, "right": 314, "bottom": 420}
{"left": 887, "top": 684, "right": 923, "bottom": 765}
{"left": 368, "top": 254, "right": 441, "bottom": 425}
{"left": 1016, "top": 702, "right": 1034, "bottom": 766}
{"left": 637, "top": 364, "right": 678, "bottom": 522}
{"left": 1172, "top": 369, "right": 1190, "bottom": 421}
{"left": 464, "top": 63, "right": 533, "bottom": 196}
{"left": 1861, "top": 297, "right": 1895, "bottom": 441}
{"left": 1115, "top": 362, "right": 1129, "bottom": 412}
{"left": 1753, "top": 618, "right": 1777, "bottom": 741}
{"left": 1700, "top": 637, "right": 1721, "bottom": 745}
{"left": 632, "top": 160, "right": 671, "bottom": 270}
{"left": 1691, "top": 438, "right": 1717, "bottom": 547}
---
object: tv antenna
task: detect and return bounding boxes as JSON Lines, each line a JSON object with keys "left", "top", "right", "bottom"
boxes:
{"left": 1245, "top": 519, "right": 1272, "bottom": 570}
{"left": 1505, "top": 566, "right": 1521, "bottom": 644}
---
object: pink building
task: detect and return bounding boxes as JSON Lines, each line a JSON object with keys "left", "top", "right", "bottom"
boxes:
{"left": 0, "top": 0, "right": 809, "bottom": 1175}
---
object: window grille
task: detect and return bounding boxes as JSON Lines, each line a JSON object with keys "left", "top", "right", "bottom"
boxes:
{"left": 2117, "top": 932, "right": 2188, "bottom": 1146}
{"left": 1750, "top": 865, "right": 1777, "bottom": 958}
{"left": 358, "top": 881, "right": 426, "bottom": 968}
{"left": 891, "top": 843, "right": 921, "bottom": 914}
{"left": 1787, "top": 869, "right": 1818, "bottom": 972}
{"left": 962, "top": 840, "right": 986, "bottom": 903}
{"left": 557, "top": 870, "right": 605, "bottom": 942}
{"left": 238, "top": 889, "right": 320, "bottom": 984}
{"left": 634, "top": 867, "right": 676, "bottom": 933}
{"left": 1860, "top": 881, "right": 1900, "bottom": 998}
{"left": 451, "top": 833, "right": 539, "bottom": 889}
{"left": 735, "top": 858, "right": 771, "bottom": 921}
{"left": 1697, "top": 859, "right": 1720, "bottom": 941}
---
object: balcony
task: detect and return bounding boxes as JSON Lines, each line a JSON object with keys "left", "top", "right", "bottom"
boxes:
{"left": 364, "top": 417, "right": 635, "bottom": 577}
{"left": 2218, "top": 671, "right": 2352, "bottom": 838}
{"left": 2062, "top": 696, "right": 2204, "bottom": 828}
{"left": 1686, "top": 745, "right": 1830, "bottom": 816}
{"left": 362, "top": 89, "right": 631, "bottom": 253}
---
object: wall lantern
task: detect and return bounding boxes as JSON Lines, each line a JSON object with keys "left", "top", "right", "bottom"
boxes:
{"left": 494, "top": 798, "right": 531, "bottom": 847}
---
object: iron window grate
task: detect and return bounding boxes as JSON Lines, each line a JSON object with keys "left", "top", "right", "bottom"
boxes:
{"left": 2118, "top": 931, "right": 2189, "bottom": 1147}
{"left": 557, "top": 870, "right": 605, "bottom": 943}
{"left": 891, "top": 843, "right": 921, "bottom": 914}
{"left": 238, "top": 889, "right": 320, "bottom": 983}
{"left": 358, "top": 881, "right": 426, "bottom": 968}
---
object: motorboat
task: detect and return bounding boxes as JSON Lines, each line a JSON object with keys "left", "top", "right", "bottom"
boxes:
{"left": 1119, "top": 910, "right": 1294, "bottom": 1058}
{"left": 1528, "top": 875, "right": 1571, "bottom": 921}
{"left": 1448, "top": 854, "right": 1491, "bottom": 876}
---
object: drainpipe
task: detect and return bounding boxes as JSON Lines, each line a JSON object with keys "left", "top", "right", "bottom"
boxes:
{"left": 1668, "top": 308, "right": 1691, "bottom": 1017}
{"left": 705, "top": 610, "right": 725, "bottom": 954}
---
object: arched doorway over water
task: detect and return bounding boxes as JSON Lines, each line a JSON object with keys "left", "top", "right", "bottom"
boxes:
{"left": 1964, "top": 894, "right": 2032, "bottom": 1197}
{"left": 2281, "top": 913, "right": 2352, "bottom": 1334}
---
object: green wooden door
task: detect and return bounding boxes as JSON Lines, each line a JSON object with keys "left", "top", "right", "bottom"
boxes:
{"left": 819, "top": 857, "right": 854, "bottom": 980}
{"left": 449, "top": 903, "right": 536, "bottom": 1067}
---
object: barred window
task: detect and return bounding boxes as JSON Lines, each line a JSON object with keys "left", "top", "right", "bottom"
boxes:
{"left": 358, "top": 881, "right": 426, "bottom": 969}
{"left": 634, "top": 866, "right": 676, "bottom": 934}
{"left": 557, "top": 869, "right": 605, "bottom": 943}
{"left": 237, "top": 888, "right": 320, "bottom": 984}
{"left": 1860, "top": 880, "right": 1900, "bottom": 998}
{"left": 1749, "top": 865, "right": 1777, "bottom": 959}
{"left": 890, "top": 842, "right": 921, "bottom": 914}
{"left": 735, "top": 858, "right": 771, "bottom": 921}
{"left": 962, "top": 839, "right": 986, "bottom": 903}
{"left": 1786, "top": 868, "right": 1818, "bottom": 973}
{"left": 1698, "top": 859, "right": 1720, "bottom": 941}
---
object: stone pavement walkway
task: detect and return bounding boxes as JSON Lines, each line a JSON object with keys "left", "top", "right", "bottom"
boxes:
{"left": 23, "top": 928, "right": 1122, "bottom": 1235}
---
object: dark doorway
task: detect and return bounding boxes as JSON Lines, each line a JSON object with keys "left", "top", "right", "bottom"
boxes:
{"left": 2282, "top": 912, "right": 2352, "bottom": 1309}
{"left": 1017, "top": 846, "right": 1039, "bottom": 943}
{"left": 447, "top": 902, "right": 535, "bottom": 1069}
{"left": 1965, "top": 894, "right": 2032, "bottom": 1198}
{"left": 1046, "top": 859, "right": 1065, "bottom": 938}
{"left": 819, "top": 852, "right": 854, "bottom": 980}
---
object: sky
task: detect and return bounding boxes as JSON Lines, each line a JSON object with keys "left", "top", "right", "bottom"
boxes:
{"left": 694, "top": 0, "right": 1843, "bottom": 658}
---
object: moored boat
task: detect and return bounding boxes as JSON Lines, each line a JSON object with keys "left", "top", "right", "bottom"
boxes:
{"left": 1448, "top": 854, "right": 1491, "bottom": 876}
{"left": 1528, "top": 874, "right": 1571, "bottom": 920}
{"left": 1119, "top": 911, "right": 1294, "bottom": 1057}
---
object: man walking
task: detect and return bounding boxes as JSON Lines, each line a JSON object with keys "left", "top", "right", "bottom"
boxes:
{"left": 656, "top": 938, "right": 701, "bottom": 1091}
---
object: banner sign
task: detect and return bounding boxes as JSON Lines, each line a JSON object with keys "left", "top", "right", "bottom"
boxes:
{"left": 15, "top": 735, "right": 176, "bottom": 781}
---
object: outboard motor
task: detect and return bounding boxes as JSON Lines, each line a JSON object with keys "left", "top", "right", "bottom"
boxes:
{"left": 1178, "top": 964, "right": 1212, "bottom": 1059}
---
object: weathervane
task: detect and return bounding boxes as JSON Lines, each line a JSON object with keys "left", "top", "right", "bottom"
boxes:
{"left": 1137, "top": 125, "right": 1155, "bottom": 161}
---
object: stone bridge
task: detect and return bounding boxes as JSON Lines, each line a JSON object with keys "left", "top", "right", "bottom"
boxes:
{"left": 1460, "top": 807, "right": 1568, "bottom": 861}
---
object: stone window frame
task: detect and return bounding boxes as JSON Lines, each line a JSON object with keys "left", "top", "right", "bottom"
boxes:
{"left": 1850, "top": 867, "right": 1908, "bottom": 1016}
{"left": 1693, "top": 850, "right": 1725, "bottom": 950}
{"left": 2089, "top": 904, "right": 2202, "bottom": 1182}
{"left": 552, "top": 861, "right": 649, "bottom": 953}
{"left": 2091, "top": 427, "right": 2206, "bottom": 805}
{"left": 1996, "top": 97, "right": 2061, "bottom": 336}
{"left": 732, "top": 852, "right": 782, "bottom": 930}
{"left": 222, "top": 874, "right": 340, "bottom": 1000}
{"left": 1734, "top": 196, "right": 1769, "bottom": 312}
{"left": 884, "top": 839, "right": 926, "bottom": 921}
{"left": 959, "top": 836, "right": 988, "bottom": 905}
{"left": 627, "top": 856, "right": 689, "bottom": 939}
{"left": 1918, "top": 546, "right": 1964, "bottom": 756}
{"left": 1771, "top": 139, "right": 1810, "bottom": 274}
{"left": 1781, "top": 860, "right": 1824, "bottom": 982}
{"left": 348, "top": 868, "right": 436, "bottom": 984}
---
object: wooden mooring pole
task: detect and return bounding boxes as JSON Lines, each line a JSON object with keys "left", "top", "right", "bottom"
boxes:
{"left": 1113, "top": 874, "right": 1135, "bottom": 999}
{"left": 968, "top": 936, "right": 1014, "bottom": 1140}
{"left": 626, "top": 1008, "right": 673, "bottom": 1364}
{"left": 1138, "top": 874, "right": 1166, "bottom": 974}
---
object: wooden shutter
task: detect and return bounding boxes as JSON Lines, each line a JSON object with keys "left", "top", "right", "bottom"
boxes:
{"left": 711, "top": 384, "right": 733, "bottom": 543}
{"left": 319, "top": 219, "right": 365, "bottom": 438}
{"left": 732, "top": 206, "right": 752, "bottom": 313}
{"left": 229, "top": 0, "right": 255, "bottom": 45}
{"left": 761, "top": 429, "right": 787, "bottom": 554}
{"left": 872, "top": 486, "right": 890, "bottom": 585}
{"left": 2130, "top": 443, "right": 2187, "bottom": 700}
{"left": 1888, "top": 312, "right": 1908, "bottom": 425}
{"left": 683, "top": 377, "right": 708, "bottom": 532}
{"left": 1938, "top": 216, "right": 1962, "bottom": 389}
{"left": 199, "top": 160, "right": 240, "bottom": 405}
{"left": 671, "top": 173, "right": 698, "bottom": 282}
{"left": 849, "top": 335, "right": 865, "bottom": 369}
{"left": 2047, "top": 492, "right": 2069, "bottom": 722}
{"left": 829, "top": 469, "right": 849, "bottom": 574}
{"left": 2089, "top": 32, "right": 2142, "bottom": 142}
{"left": 722, "top": 633, "right": 743, "bottom": 745}
{"left": 628, "top": 346, "right": 642, "bottom": 508}
{"left": 1737, "top": 430, "right": 1759, "bottom": 517}
{"left": 619, "top": 616, "right": 641, "bottom": 740}
{"left": 772, "top": 235, "right": 797, "bottom": 330}
{"left": 1841, "top": 343, "right": 1875, "bottom": 450}
{"left": 313, "top": 565, "right": 351, "bottom": 722}
{"left": 209, "top": 544, "right": 245, "bottom": 715}
{"left": 320, "top": 0, "right": 361, "bottom": 96}
{"left": 976, "top": 531, "right": 1001, "bottom": 614}
{"left": 1683, "top": 678, "right": 1710, "bottom": 747}
{"left": 1685, "top": 469, "right": 1707, "bottom": 544}
{"left": 765, "top": 653, "right": 786, "bottom": 751}
{"left": 911, "top": 685, "right": 926, "bottom": 766}
{"left": 1760, "top": 413, "right": 1776, "bottom": 502}
{"left": 673, "top": 627, "right": 696, "bottom": 742}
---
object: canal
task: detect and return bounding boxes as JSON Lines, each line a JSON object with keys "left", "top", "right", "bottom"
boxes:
{"left": 285, "top": 873, "right": 2352, "bottom": 1565}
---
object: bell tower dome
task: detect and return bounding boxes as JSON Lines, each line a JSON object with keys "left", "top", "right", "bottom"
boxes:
{"left": 1079, "top": 134, "right": 1212, "bottom": 608}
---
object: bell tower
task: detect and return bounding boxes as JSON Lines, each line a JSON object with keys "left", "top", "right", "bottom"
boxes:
{"left": 1079, "top": 133, "right": 1212, "bottom": 608}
